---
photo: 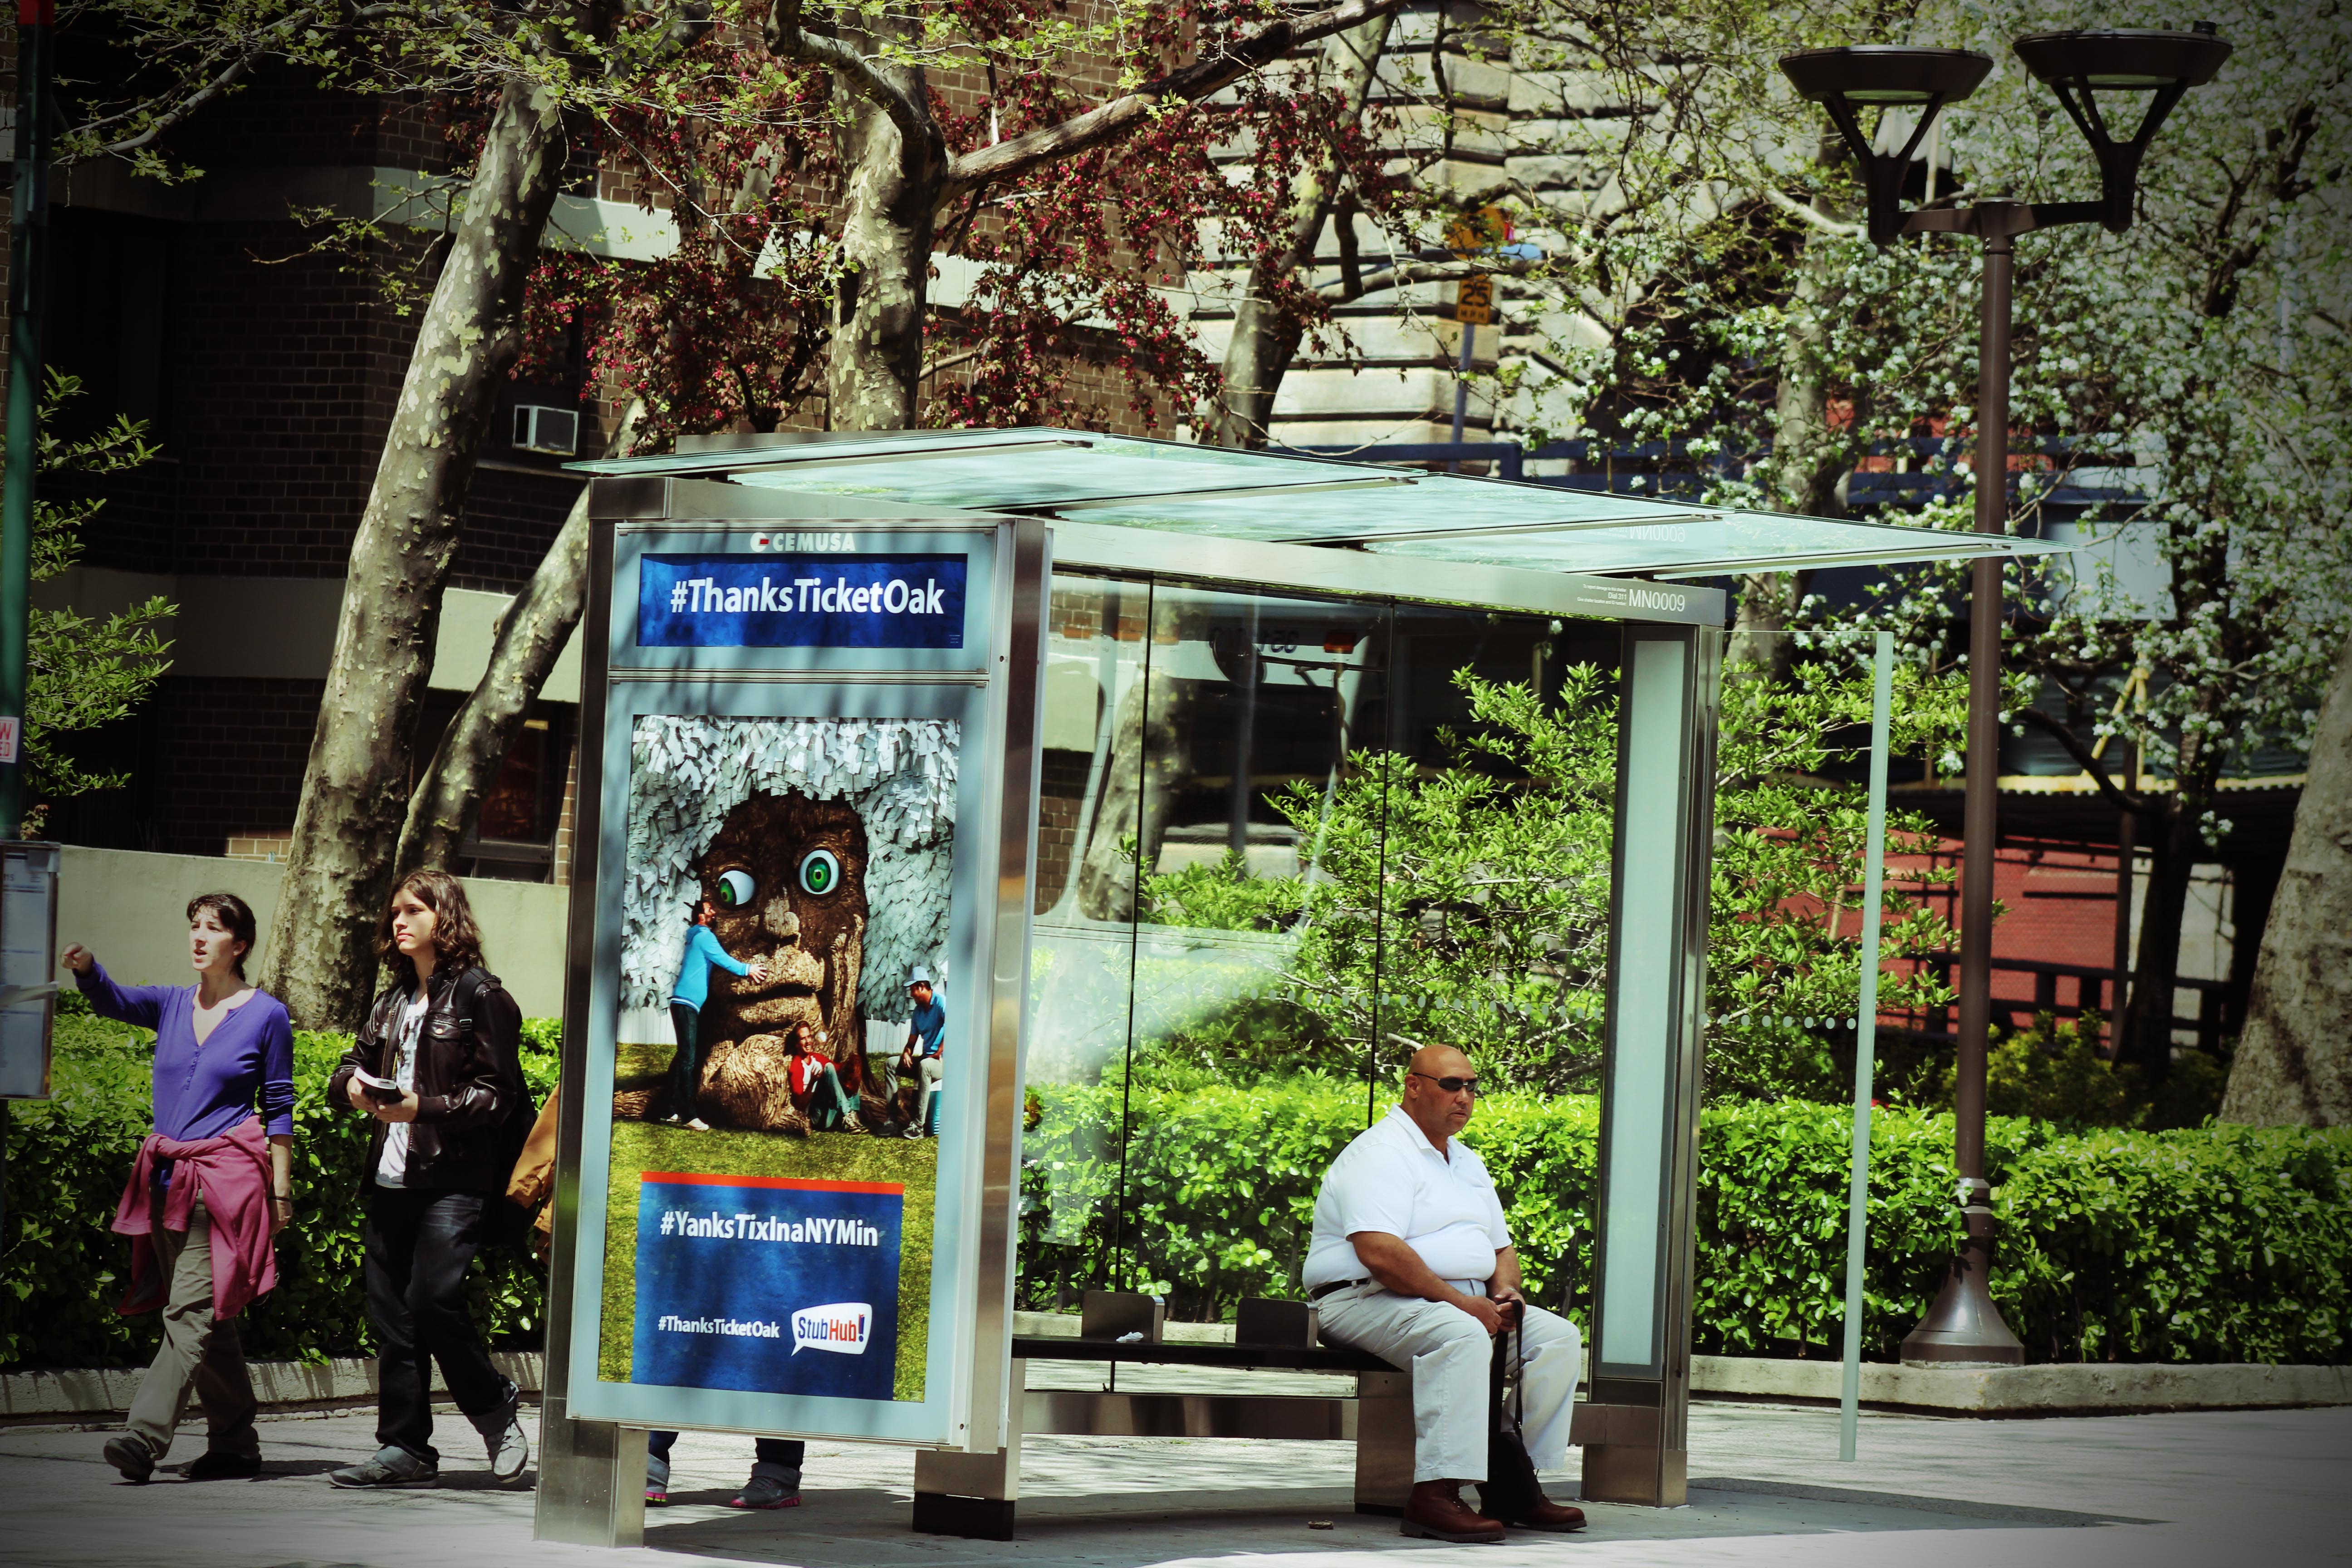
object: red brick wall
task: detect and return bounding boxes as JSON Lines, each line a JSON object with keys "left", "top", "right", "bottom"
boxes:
{"left": 153, "top": 676, "right": 328, "bottom": 855}
{"left": 1034, "top": 750, "right": 1094, "bottom": 913}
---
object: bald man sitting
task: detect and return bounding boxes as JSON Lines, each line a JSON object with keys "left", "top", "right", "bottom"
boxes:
{"left": 1305, "top": 1044, "right": 1586, "bottom": 1544}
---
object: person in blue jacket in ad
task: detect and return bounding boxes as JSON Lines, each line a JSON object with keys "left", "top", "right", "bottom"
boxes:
{"left": 897, "top": 966, "right": 946, "bottom": 1139}
{"left": 666, "top": 894, "right": 769, "bottom": 1128}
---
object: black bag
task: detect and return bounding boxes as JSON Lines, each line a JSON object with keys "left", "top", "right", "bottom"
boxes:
{"left": 451, "top": 968, "right": 540, "bottom": 1250}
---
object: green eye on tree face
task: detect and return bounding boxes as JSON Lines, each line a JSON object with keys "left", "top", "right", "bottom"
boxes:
{"left": 715, "top": 869, "right": 755, "bottom": 908}
{"left": 799, "top": 849, "right": 841, "bottom": 896}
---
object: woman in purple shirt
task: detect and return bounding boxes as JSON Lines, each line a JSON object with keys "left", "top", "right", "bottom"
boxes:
{"left": 62, "top": 892, "right": 294, "bottom": 1484}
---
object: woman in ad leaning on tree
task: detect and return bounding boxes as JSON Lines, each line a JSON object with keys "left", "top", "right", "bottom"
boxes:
{"left": 326, "top": 869, "right": 534, "bottom": 1490}
{"left": 64, "top": 891, "right": 294, "bottom": 1485}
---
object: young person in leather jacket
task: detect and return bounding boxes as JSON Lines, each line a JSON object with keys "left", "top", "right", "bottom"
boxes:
{"left": 325, "top": 869, "right": 534, "bottom": 1490}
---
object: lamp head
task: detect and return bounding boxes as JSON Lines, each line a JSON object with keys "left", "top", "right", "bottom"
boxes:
{"left": 1780, "top": 45, "right": 1993, "bottom": 106}
{"left": 2012, "top": 25, "right": 2232, "bottom": 90}
{"left": 1778, "top": 47, "right": 1990, "bottom": 246}
{"left": 2012, "top": 24, "right": 2230, "bottom": 233}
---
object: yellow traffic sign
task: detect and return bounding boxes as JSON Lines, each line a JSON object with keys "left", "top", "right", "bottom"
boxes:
{"left": 1455, "top": 273, "right": 1494, "bottom": 325}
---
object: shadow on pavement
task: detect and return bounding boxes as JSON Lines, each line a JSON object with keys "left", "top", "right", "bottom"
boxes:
{"left": 1691, "top": 1476, "right": 2160, "bottom": 1528}
{"left": 642, "top": 1475, "right": 2146, "bottom": 1568}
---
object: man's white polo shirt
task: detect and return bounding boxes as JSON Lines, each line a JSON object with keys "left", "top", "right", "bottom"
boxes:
{"left": 1302, "top": 1105, "right": 1510, "bottom": 1292}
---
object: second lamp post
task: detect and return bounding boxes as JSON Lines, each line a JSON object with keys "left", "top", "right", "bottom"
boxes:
{"left": 1779, "top": 24, "right": 2231, "bottom": 1362}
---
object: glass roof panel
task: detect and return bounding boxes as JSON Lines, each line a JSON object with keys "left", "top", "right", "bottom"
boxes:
{"left": 1361, "top": 511, "right": 2065, "bottom": 576}
{"left": 569, "top": 427, "right": 2072, "bottom": 577}
{"left": 723, "top": 434, "right": 1710, "bottom": 529}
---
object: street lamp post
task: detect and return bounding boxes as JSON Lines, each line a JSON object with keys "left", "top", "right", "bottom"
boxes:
{"left": 1779, "top": 26, "right": 2230, "bottom": 1364}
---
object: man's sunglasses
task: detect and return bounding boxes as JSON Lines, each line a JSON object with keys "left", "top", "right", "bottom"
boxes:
{"left": 1409, "top": 1070, "right": 1481, "bottom": 1097}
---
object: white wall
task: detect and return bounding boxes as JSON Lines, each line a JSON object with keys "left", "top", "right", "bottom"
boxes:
{"left": 59, "top": 847, "right": 571, "bottom": 1019}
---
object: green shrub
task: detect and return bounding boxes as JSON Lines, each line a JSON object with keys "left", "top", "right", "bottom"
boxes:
{"left": 1017, "top": 1079, "right": 2352, "bottom": 1364}
{"left": 2, "top": 1013, "right": 558, "bottom": 1370}
{"left": 12, "top": 1033, "right": 2345, "bottom": 1370}
{"left": 1919, "top": 1012, "right": 2231, "bottom": 1132}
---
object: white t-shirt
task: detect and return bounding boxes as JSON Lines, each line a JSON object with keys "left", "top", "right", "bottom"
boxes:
{"left": 373, "top": 991, "right": 431, "bottom": 1189}
{"left": 1302, "top": 1105, "right": 1512, "bottom": 1291}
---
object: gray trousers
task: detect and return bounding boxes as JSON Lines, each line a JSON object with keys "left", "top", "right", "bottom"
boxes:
{"left": 123, "top": 1192, "right": 260, "bottom": 1462}
{"left": 1315, "top": 1283, "right": 1580, "bottom": 1483}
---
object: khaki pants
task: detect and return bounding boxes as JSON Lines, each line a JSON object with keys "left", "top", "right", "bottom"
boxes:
{"left": 1316, "top": 1283, "right": 1580, "bottom": 1484}
{"left": 123, "top": 1192, "right": 259, "bottom": 1463}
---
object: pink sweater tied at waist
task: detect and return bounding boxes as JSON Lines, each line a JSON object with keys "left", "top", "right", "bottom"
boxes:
{"left": 110, "top": 1114, "right": 279, "bottom": 1320}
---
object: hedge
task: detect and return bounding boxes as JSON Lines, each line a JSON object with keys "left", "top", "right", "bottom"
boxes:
{"left": 8, "top": 1022, "right": 2347, "bottom": 1369}
{"left": 1016, "top": 1079, "right": 2352, "bottom": 1365}
{"left": 1, "top": 1012, "right": 559, "bottom": 1370}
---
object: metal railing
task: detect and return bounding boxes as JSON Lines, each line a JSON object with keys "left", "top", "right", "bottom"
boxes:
{"left": 1890, "top": 952, "right": 2234, "bottom": 1057}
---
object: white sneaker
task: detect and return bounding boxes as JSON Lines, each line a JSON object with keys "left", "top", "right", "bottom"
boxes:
{"left": 685, "top": 1118, "right": 711, "bottom": 1132}
{"left": 485, "top": 1413, "right": 529, "bottom": 1486}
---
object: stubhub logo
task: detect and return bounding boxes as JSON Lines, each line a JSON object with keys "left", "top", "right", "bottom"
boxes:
{"left": 792, "top": 1302, "right": 873, "bottom": 1355}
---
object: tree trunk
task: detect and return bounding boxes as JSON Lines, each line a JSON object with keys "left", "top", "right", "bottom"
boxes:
{"left": 396, "top": 401, "right": 646, "bottom": 880}
{"left": 2222, "top": 629, "right": 2352, "bottom": 1126}
{"left": 1075, "top": 668, "right": 1200, "bottom": 922}
{"left": 829, "top": 85, "right": 945, "bottom": 431}
{"left": 259, "top": 79, "right": 567, "bottom": 1029}
{"left": 2117, "top": 796, "right": 2198, "bottom": 1083}
{"left": 1201, "top": 11, "right": 1394, "bottom": 449}
{"left": 1076, "top": 596, "right": 1208, "bottom": 921}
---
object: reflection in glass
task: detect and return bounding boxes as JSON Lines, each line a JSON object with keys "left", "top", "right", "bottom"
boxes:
{"left": 1016, "top": 575, "right": 1622, "bottom": 1330}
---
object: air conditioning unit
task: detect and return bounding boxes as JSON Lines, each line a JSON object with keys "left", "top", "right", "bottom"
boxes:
{"left": 512, "top": 404, "right": 579, "bottom": 456}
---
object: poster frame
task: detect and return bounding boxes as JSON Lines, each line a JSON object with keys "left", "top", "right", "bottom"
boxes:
{"left": 557, "top": 513, "right": 1043, "bottom": 1452}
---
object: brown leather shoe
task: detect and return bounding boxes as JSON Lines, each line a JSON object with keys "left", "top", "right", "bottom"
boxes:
{"left": 1400, "top": 1480, "right": 1507, "bottom": 1544}
{"left": 1495, "top": 1497, "right": 1587, "bottom": 1532}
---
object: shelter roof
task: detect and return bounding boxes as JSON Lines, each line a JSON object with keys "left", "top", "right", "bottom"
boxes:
{"left": 572, "top": 427, "right": 2062, "bottom": 579}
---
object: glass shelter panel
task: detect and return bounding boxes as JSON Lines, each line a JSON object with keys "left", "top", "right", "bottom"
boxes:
{"left": 1019, "top": 574, "right": 1151, "bottom": 1310}
{"left": 1017, "top": 570, "right": 1630, "bottom": 1334}
{"left": 1365, "top": 605, "right": 1623, "bottom": 1326}
{"left": 1116, "top": 582, "right": 1389, "bottom": 1318}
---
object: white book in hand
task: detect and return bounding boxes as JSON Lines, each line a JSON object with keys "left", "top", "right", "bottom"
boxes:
{"left": 351, "top": 1068, "right": 403, "bottom": 1102}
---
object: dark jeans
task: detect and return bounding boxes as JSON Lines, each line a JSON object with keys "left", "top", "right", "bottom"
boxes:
{"left": 668, "top": 1003, "right": 703, "bottom": 1114}
{"left": 647, "top": 1428, "right": 804, "bottom": 1488}
{"left": 364, "top": 1185, "right": 510, "bottom": 1463}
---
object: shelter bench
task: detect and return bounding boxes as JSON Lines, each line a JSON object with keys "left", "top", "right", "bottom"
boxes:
{"left": 910, "top": 1292, "right": 1414, "bottom": 1539}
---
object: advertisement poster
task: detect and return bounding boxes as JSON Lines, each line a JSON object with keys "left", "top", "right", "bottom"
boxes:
{"left": 598, "top": 714, "right": 960, "bottom": 1403}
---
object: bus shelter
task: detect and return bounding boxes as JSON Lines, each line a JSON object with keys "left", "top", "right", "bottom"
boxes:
{"left": 533, "top": 429, "right": 2054, "bottom": 1545}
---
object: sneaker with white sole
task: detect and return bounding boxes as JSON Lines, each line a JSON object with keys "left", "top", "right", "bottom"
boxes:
{"left": 471, "top": 1384, "right": 530, "bottom": 1486}
{"left": 327, "top": 1445, "right": 439, "bottom": 1489}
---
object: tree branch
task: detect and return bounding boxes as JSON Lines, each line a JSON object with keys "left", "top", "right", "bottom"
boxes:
{"left": 1321, "top": 250, "right": 1547, "bottom": 303}
{"left": 764, "top": 0, "right": 927, "bottom": 147}
{"left": 2014, "top": 707, "right": 2147, "bottom": 816}
{"left": 945, "top": 0, "right": 1408, "bottom": 197}
{"left": 1762, "top": 185, "right": 1863, "bottom": 238}
{"left": 74, "top": 2, "right": 337, "bottom": 163}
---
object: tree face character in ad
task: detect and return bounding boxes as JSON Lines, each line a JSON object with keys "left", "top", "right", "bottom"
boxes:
{"left": 696, "top": 790, "right": 869, "bottom": 1061}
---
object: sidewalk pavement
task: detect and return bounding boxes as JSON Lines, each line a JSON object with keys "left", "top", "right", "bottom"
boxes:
{"left": 1, "top": 1398, "right": 2343, "bottom": 1568}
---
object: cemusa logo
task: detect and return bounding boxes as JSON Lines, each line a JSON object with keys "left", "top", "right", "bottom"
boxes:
{"left": 791, "top": 1302, "right": 873, "bottom": 1355}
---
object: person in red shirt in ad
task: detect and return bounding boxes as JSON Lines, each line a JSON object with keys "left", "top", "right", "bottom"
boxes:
{"left": 788, "top": 1021, "right": 862, "bottom": 1132}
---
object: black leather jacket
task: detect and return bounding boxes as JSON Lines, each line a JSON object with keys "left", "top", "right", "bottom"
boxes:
{"left": 330, "top": 966, "right": 525, "bottom": 1194}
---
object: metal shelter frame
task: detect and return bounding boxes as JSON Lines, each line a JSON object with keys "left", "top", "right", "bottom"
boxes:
{"left": 534, "top": 430, "right": 2050, "bottom": 1546}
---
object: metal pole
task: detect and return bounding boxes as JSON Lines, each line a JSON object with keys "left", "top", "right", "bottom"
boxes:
{"left": 1900, "top": 211, "right": 2024, "bottom": 1364}
{"left": 1956, "top": 230, "right": 2007, "bottom": 1233}
{"left": 1450, "top": 323, "right": 1473, "bottom": 470}
{"left": 1, "top": 0, "right": 52, "bottom": 837}
{"left": 2111, "top": 739, "right": 2136, "bottom": 1055}
{"left": 1838, "top": 631, "right": 1894, "bottom": 1460}
{"left": 0, "top": 0, "right": 57, "bottom": 1259}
